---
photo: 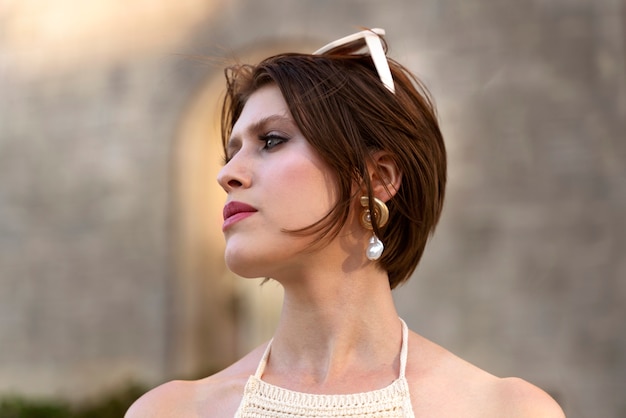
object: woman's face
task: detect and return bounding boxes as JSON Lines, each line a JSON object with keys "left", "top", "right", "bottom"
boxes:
{"left": 217, "top": 84, "right": 341, "bottom": 278}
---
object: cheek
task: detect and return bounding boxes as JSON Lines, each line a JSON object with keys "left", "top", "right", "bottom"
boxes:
{"left": 272, "top": 162, "right": 337, "bottom": 223}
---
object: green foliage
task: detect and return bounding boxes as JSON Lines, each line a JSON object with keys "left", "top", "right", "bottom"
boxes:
{"left": 0, "top": 397, "right": 70, "bottom": 418}
{"left": 0, "top": 383, "right": 146, "bottom": 418}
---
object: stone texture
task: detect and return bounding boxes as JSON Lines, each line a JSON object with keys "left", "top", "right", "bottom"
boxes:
{"left": 0, "top": 0, "right": 624, "bottom": 416}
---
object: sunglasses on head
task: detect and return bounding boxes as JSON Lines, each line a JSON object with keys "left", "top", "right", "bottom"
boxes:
{"left": 313, "top": 28, "right": 395, "bottom": 94}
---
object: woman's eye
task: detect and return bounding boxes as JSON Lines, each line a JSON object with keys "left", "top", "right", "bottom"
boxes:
{"left": 261, "top": 134, "right": 287, "bottom": 150}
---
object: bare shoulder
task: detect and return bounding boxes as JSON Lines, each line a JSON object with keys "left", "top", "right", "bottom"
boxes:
{"left": 405, "top": 332, "right": 564, "bottom": 417}
{"left": 124, "top": 379, "right": 203, "bottom": 418}
{"left": 491, "top": 377, "right": 565, "bottom": 418}
{"left": 125, "top": 343, "right": 268, "bottom": 418}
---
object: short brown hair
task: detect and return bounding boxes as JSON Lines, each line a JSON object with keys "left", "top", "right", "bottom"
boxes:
{"left": 221, "top": 44, "right": 446, "bottom": 289}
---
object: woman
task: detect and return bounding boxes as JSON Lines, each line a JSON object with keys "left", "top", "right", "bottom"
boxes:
{"left": 127, "top": 28, "right": 564, "bottom": 417}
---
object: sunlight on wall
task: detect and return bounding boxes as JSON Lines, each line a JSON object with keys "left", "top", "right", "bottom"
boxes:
{"left": 173, "top": 42, "right": 318, "bottom": 372}
{"left": 1, "top": 0, "right": 219, "bottom": 76}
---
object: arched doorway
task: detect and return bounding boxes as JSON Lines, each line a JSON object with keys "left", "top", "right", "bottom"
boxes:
{"left": 170, "top": 42, "right": 314, "bottom": 378}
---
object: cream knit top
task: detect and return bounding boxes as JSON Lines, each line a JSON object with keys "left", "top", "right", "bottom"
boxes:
{"left": 234, "top": 319, "right": 414, "bottom": 417}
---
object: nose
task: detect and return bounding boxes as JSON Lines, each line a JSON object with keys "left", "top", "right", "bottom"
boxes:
{"left": 217, "top": 154, "right": 252, "bottom": 193}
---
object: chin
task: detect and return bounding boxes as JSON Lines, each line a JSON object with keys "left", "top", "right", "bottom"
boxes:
{"left": 224, "top": 250, "right": 270, "bottom": 279}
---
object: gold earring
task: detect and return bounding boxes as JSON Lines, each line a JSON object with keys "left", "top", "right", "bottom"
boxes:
{"left": 360, "top": 196, "right": 389, "bottom": 230}
{"left": 360, "top": 196, "right": 389, "bottom": 260}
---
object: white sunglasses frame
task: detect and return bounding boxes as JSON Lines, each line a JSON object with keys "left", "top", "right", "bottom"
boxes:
{"left": 313, "top": 28, "right": 396, "bottom": 94}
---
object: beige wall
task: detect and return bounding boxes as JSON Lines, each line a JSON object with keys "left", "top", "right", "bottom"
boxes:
{"left": 0, "top": 1, "right": 624, "bottom": 416}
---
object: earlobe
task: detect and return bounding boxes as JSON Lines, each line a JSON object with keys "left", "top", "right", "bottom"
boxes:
{"left": 367, "top": 151, "right": 403, "bottom": 202}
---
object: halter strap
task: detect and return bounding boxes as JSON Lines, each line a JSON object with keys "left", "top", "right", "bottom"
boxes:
{"left": 398, "top": 317, "right": 409, "bottom": 379}
{"left": 254, "top": 338, "right": 273, "bottom": 378}
{"left": 254, "top": 318, "right": 409, "bottom": 379}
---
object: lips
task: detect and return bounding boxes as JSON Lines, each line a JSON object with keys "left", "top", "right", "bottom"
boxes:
{"left": 222, "top": 201, "right": 258, "bottom": 230}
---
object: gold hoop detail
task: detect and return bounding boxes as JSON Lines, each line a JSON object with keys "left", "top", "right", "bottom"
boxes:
{"left": 360, "top": 196, "right": 389, "bottom": 230}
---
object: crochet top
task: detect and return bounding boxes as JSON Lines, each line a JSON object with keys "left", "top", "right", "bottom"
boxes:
{"left": 234, "top": 318, "right": 415, "bottom": 417}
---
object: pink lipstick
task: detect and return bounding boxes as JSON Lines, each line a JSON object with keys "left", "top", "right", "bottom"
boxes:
{"left": 222, "top": 201, "right": 258, "bottom": 230}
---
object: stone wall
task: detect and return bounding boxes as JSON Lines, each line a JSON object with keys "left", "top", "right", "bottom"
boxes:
{"left": 0, "top": 0, "right": 624, "bottom": 416}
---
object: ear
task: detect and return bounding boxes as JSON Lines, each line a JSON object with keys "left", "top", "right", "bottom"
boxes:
{"left": 366, "top": 151, "right": 403, "bottom": 202}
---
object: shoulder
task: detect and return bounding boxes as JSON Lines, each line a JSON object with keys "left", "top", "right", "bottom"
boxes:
{"left": 125, "top": 343, "right": 268, "bottom": 418}
{"left": 489, "top": 377, "right": 565, "bottom": 418}
{"left": 405, "top": 332, "right": 564, "bottom": 417}
{"left": 124, "top": 379, "right": 202, "bottom": 418}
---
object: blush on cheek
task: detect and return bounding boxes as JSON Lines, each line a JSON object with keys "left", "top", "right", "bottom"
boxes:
{"left": 277, "top": 166, "right": 337, "bottom": 217}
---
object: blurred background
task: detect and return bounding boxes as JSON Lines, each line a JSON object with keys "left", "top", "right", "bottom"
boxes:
{"left": 1, "top": 0, "right": 624, "bottom": 417}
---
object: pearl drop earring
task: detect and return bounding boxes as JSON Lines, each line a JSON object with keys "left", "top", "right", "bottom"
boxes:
{"left": 359, "top": 196, "right": 389, "bottom": 261}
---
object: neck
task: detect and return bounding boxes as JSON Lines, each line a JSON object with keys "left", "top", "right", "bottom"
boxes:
{"left": 265, "top": 263, "right": 403, "bottom": 386}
